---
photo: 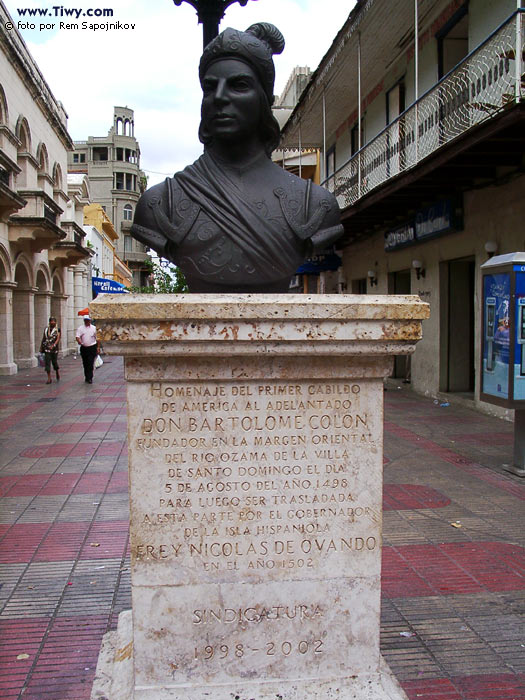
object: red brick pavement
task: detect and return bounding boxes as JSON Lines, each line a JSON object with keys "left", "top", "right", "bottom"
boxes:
{"left": 0, "top": 359, "right": 523, "bottom": 699}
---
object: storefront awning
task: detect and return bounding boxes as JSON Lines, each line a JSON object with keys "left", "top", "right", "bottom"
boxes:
{"left": 296, "top": 253, "right": 342, "bottom": 275}
{"left": 92, "top": 277, "right": 129, "bottom": 295}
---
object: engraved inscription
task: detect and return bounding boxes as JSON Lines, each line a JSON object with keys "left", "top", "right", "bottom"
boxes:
{"left": 131, "top": 380, "right": 380, "bottom": 579}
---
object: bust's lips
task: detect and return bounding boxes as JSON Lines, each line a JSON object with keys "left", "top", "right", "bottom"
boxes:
{"left": 213, "top": 113, "right": 235, "bottom": 121}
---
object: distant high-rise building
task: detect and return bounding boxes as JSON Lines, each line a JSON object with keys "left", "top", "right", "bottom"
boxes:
{"left": 68, "top": 107, "right": 150, "bottom": 286}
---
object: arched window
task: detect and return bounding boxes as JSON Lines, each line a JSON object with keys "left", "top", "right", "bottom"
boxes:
{"left": 16, "top": 116, "right": 31, "bottom": 153}
{"left": 123, "top": 204, "right": 133, "bottom": 221}
{"left": 15, "top": 117, "right": 31, "bottom": 187}
{"left": 52, "top": 163, "right": 63, "bottom": 190}
{"left": 116, "top": 117, "right": 122, "bottom": 135}
{"left": 37, "top": 143, "right": 49, "bottom": 174}
{"left": 0, "top": 85, "right": 8, "bottom": 125}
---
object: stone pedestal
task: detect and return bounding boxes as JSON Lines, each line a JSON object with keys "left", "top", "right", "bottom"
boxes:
{"left": 90, "top": 294, "right": 429, "bottom": 700}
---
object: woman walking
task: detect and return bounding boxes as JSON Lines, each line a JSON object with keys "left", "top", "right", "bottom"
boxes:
{"left": 40, "top": 316, "right": 61, "bottom": 384}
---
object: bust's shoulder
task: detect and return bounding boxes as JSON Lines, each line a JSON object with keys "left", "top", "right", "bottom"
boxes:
{"left": 307, "top": 181, "right": 340, "bottom": 222}
{"left": 135, "top": 180, "right": 169, "bottom": 216}
{"left": 269, "top": 165, "right": 340, "bottom": 224}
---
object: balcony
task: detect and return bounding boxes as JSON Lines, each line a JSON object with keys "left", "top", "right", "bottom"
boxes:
{"left": 48, "top": 221, "right": 92, "bottom": 265}
{"left": 323, "top": 12, "right": 525, "bottom": 211}
{"left": 0, "top": 173, "right": 26, "bottom": 221}
{"left": 123, "top": 250, "right": 149, "bottom": 263}
{"left": 8, "top": 190, "right": 65, "bottom": 252}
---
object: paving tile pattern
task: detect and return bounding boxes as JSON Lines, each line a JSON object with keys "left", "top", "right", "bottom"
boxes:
{"left": 0, "top": 360, "right": 523, "bottom": 699}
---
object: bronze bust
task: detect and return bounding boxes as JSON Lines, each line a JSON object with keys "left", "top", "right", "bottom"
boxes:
{"left": 131, "top": 22, "right": 343, "bottom": 293}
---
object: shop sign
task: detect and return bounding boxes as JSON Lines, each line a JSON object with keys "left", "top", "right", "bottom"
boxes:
{"left": 384, "top": 223, "right": 415, "bottom": 251}
{"left": 295, "top": 252, "right": 342, "bottom": 274}
{"left": 385, "top": 198, "right": 458, "bottom": 251}
{"left": 92, "top": 276, "right": 129, "bottom": 294}
{"left": 415, "top": 199, "right": 453, "bottom": 240}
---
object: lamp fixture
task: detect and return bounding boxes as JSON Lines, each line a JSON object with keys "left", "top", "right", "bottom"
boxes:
{"left": 367, "top": 269, "right": 378, "bottom": 287}
{"left": 484, "top": 241, "right": 498, "bottom": 258}
{"left": 412, "top": 259, "right": 425, "bottom": 280}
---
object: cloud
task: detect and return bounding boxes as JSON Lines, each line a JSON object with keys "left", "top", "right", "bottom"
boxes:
{"left": 4, "top": 0, "right": 353, "bottom": 186}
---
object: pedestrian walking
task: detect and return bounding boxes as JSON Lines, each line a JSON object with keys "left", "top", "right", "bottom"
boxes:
{"left": 75, "top": 315, "right": 99, "bottom": 384}
{"left": 40, "top": 316, "right": 61, "bottom": 384}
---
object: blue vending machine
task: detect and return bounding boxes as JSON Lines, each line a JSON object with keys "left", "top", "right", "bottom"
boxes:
{"left": 481, "top": 252, "right": 525, "bottom": 476}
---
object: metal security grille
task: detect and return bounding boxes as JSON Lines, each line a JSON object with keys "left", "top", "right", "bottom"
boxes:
{"left": 323, "top": 12, "right": 524, "bottom": 209}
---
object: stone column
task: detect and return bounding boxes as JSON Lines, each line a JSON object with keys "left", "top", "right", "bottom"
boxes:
{"left": 12, "top": 286, "right": 37, "bottom": 369}
{"left": 90, "top": 294, "right": 429, "bottom": 700}
{"left": 51, "top": 293, "right": 68, "bottom": 355}
{"left": 65, "top": 268, "right": 76, "bottom": 352}
{"left": 73, "top": 266, "right": 84, "bottom": 315}
{"left": 34, "top": 290, "right": 51, "bottom": 354}
{"left": 0, "top": 282, "right": 17, "bottom": 375}
{"left": 82, "top": 267, "right": 90, "bottom": 309}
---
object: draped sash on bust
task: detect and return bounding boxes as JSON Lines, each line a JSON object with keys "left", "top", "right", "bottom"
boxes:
{"left": 173, "top": 152, "right": 305, "bottom": 281}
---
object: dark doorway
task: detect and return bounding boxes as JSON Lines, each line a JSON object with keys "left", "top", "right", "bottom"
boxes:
{"left": 445, "top": 257, "right": 475, "bottom": 393}
{"left": 389, "top": 269, "right": 411, "bottom": 379}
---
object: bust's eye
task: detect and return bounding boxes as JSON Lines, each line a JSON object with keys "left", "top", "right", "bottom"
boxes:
{"left": 202, "top": 80, "right": 217, "bottom": 95}
{"left": 230, "top": 78, "right": 252, "bottom": 91}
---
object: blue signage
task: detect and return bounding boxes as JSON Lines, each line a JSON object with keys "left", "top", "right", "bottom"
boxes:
{"left": 482, "top": 273, "right": 510, "bottom": 399}
{"left": 415, "top": 200, "right": 453, "bottom": 239}
{"left": 384, "top": 223, "right": 415, "bottom": 251}
{"left": 513, "top": 271, "right": 525, "bottom": 399}
{"left": 296, "top": 253, "right": 342, "bottom": 275}
{"left": 385, "top": 198, "right": 458, "bottom": 251}
{"left": 92, "top": 277, "right": 129, "bottom": 294}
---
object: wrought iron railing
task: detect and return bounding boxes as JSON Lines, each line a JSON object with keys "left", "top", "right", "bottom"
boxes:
{"left": 322, "top": 11, "right": 524, "bottom": 208}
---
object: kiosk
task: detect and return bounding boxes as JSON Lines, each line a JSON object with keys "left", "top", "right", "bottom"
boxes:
{"left": 481, "top": 252, "right": 525, "bottom": 476}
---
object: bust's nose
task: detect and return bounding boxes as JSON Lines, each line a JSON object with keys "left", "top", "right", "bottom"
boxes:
{"left": 213, "top": 79, "right": 229, "bottom": 105}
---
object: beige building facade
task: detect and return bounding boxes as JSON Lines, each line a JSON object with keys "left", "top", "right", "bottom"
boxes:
{"left": 0, "top": 2, "right": 92, "bottom": 374}
{"left": 281, "top": 0, "right": 524, "bottom": 416}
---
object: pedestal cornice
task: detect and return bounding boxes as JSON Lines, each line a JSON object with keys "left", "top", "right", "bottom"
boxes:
{"left": 90, "top": 293, "right": 430, "bottom": 358}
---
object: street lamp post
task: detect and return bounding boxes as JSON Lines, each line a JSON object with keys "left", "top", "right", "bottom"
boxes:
{"left": 173, "top": 0, "right": 258, "bottom": 48}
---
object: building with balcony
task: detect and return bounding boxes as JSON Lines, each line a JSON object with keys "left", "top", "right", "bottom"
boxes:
{"left": 68, "top": 107, "right": 150, "bottom": 286}
{"left": 0, "top": 2, "right": 91, "bottom": 374}
{"left": 280, "top": 0, "right": 525, "bottom": 415}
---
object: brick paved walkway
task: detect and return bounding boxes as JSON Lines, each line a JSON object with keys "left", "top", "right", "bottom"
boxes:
{"left": 0, "top": 357, "right": 523, "bottom": 699}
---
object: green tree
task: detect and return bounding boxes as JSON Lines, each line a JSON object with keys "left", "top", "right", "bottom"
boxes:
{"left": 130, "top": 258, "right": 189, "bottom": 294}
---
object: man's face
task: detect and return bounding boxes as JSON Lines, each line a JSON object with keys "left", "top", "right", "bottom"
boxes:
{"left": 84, "top": 319, "right": 91, "bottom": 326}
{"left": 201, "top": 59, "right": 261, "bottom": 142}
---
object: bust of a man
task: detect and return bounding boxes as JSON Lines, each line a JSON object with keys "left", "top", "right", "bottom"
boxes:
{"left": 131, "top": 22, "right": 343, "bottom": 293}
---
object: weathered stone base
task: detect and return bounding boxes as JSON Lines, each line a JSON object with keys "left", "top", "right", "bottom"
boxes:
{"left": 91, "top": 610, "right": 408, "bottom": 700}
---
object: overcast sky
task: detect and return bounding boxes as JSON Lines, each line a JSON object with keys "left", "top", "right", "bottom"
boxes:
{"left": 4, "top": 0, "right": 354, "bottom": 187}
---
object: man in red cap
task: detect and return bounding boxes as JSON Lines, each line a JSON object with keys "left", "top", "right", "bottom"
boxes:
{"left": 75, "top": 315, "right": 99, "bottom": 384}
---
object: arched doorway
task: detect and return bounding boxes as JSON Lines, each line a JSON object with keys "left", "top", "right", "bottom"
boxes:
{"left": 13, "top": 259, "right": 35, "bottom": 368}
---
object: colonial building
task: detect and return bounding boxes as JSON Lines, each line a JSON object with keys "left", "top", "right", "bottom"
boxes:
{"left": 280, "top": 0, "right": 525, "bottom": 415}
{"left": 68, "top": 107, "right": 150, "bottom": 287}
{"left": 0, "top": 2, "right": 92, "bottom": 374}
